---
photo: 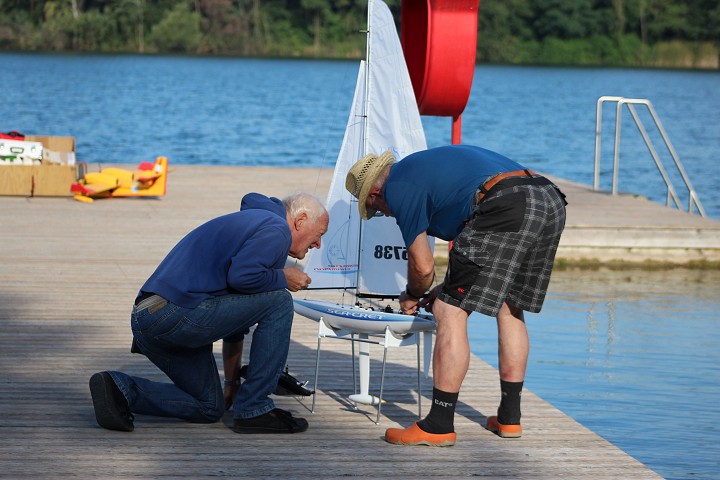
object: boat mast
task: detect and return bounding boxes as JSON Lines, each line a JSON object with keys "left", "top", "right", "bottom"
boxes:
{"left": 362, "top": 0, "right": 372, "bottom": 159}
{"left": 354, "top": 0, "right": 373, "bottom": 297}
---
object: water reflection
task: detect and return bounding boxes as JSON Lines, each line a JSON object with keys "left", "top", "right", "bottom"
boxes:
{"left": 468, "top": 268, "right": 720, "bottom": 480}
{"left": 585, "top": 299, "right": 616, "bottom": 369}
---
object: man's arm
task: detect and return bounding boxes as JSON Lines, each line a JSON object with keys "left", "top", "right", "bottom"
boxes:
{"left": 222, "top": 340, "right": 244, "bottom": 410}
{"left": 399, "top": 232, "right": 435, "bottom": 313}
{"left": 227, "top": 224, "right": 290, "bottom": 293}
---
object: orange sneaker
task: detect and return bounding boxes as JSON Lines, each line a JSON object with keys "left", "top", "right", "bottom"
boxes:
{"left": 485, "top": 416, "right": 522, "bottom": 438}
{"left": 384, "top": 422, "right": 456, "bottom": 446}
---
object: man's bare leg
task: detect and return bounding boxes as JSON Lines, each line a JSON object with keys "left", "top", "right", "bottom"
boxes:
{"left": 487, "top": 301, "right": 528, "bottom": 437}
{"left": 497, "top": 302, "right": 528, "bottom": 381}
{"left": 432, "top": 299, "right": 471, "bottom": 391}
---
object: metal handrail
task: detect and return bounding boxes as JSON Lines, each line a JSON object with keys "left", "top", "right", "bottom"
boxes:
{"left": 593, "top": 96, "right": 706, "bottom": 217}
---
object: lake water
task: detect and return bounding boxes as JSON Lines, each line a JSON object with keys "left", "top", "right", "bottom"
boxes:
{"left": 1, "top": 53, "right": 719, "bottom": 219}
{"left": 2, "top": 54, "right": 719, "bottom": 478}
{"left": 469, "top": 268, "right": 720, "bottom": 480}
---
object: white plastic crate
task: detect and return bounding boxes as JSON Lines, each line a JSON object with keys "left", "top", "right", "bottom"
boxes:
{"left": 0, "top": 139, "right": 43, "bottom": 165}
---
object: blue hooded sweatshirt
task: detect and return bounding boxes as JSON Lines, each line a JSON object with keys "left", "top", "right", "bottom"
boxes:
{"left": 138, "top": 193, "right": 291, "bottom": 308}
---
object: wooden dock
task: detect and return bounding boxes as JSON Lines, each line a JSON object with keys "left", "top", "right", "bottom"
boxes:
{"left": 547, "top": 175, "right": 720, "bottom": 264}
{"left": 2, "top": 164, "right": 705, "bottom": 478}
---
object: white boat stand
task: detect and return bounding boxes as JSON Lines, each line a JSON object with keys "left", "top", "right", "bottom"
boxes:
{"left": 311, "top": 316, "right": 434, "bottom": 424}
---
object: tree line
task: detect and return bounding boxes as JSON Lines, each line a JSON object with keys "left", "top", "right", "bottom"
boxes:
{"left": 0, "top": 0, "right": 718, "bottom": 68}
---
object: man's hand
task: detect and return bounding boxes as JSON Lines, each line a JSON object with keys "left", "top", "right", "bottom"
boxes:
{"left": 224, "top": 383, "right": 239, "bottom": 411}
{"left": 399, "top": 290, "right": 420, "bottom": 315}
{"left": 403, "top": 232, "right": 435, "bottom": 313}
{"left": 283, "top": 265, "right": 312, "bottom": 292}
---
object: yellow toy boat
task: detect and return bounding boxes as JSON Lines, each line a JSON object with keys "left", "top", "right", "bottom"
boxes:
{"left": 71, "top": 156, "right": 168, "bottom": 202}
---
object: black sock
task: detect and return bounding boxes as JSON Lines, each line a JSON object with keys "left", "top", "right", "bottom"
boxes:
{"left": 497, "top": 380, "right": 523, "bottom": 424}
{"left": 417, "top": 387, "right": 458, "bottom": 434}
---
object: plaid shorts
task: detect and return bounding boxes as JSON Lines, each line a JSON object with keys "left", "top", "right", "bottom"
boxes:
{"left": 437, "top": 176, "right": 567, "bottom": 317}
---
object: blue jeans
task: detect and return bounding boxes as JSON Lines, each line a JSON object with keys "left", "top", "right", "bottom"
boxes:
{"left": 109, "top": 289, "right": 294, "bottom": 422}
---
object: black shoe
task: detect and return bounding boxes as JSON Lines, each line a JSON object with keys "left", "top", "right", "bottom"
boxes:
{"left": 238, "top": 365, "right": 315, "bottom": 397}
{"left": 89, "top": 371, "right": 134, "bottom": 432}
{"left": 232, "top": 408, "right": 308, "bottom": 434}
{"left": 275, "top": 366, "right": 315, "bottom": 396}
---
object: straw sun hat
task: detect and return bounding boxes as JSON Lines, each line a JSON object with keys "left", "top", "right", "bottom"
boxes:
{"left": 345, "top": 151, "right": 396, "bottom": 220}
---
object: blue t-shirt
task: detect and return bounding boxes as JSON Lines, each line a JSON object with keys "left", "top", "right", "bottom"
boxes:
{"left": 383, "top": 145, "right": 525, "bottom": 245}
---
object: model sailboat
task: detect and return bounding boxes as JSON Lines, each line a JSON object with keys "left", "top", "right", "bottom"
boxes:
{"left": 293, "top": 0, "right": 436, "bottom": 411}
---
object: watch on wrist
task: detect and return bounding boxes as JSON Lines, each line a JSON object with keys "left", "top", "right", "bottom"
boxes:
{"left": 405, "top": 284, "right": 426, "bottom": 299}
{"left": 224, "top": 379, "right": 241, "bottom": 387}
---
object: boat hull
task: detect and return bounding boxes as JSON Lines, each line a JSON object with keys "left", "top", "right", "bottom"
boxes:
{"left": 293, "top": 298, "right": 435, "bottom": 335}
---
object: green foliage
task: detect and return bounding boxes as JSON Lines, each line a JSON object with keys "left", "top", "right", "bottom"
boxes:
{"left": 532, "top": 0, "right": 597, "bottom": 39}
{"left": 645, "top": 0, "right": 688, "bottom": 42}
{"left": 75, "top": 9, "right": 120, "bottom": 51}
{"left": 518, "top": 37, "right": 590, "bottom": 65}
{"left": 32, "top": 3, "right": 75, "bottom": 50}
{"left": 259, "top": 8, "right": 312, "bottom": 57}
{"left": 515, "top": 34, "right": 649, "bottom": 66}
{"left": 476, "top": 0, "right": 718, "bottom": 67}
{"left": 0, "top": 0, "right": 716, "bottom": 67}
{"left": 480, "top": 0, "right": 534, "bottom": 40}
{"left": 147, "top": 2, "right": 201, "bottom": 53}
{"left": 615, "top": 33, "right": 646, "bottom": 65}
{"left": 0, "top": 10, "right": 33, "bottom": 49}
{"left": 476, "top": 0, "right": 534, "bottom": 63}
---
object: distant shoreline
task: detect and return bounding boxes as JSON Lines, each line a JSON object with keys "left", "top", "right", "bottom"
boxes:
{"left": 1, "top": 49, "right": 718, "bottom": 71}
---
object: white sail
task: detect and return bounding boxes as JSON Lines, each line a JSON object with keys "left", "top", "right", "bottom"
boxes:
{"left": 302, "top": 62, "right": 366, "bottom": 290}
{"left": 304, "top": 0, "right": 430, "bottom": 296}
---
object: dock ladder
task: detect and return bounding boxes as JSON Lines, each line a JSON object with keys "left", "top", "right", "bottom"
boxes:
{"left": 593, "top": 96, "right": 706, "bottom": 217}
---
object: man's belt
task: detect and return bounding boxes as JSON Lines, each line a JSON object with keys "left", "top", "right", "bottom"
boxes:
{"left": 476, "top": 169, "right": 538, "bottom": 203}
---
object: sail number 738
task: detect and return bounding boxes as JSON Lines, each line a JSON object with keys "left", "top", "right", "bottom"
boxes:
{"left": 374, "top": 245, "right": 408, "bottom": 260}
